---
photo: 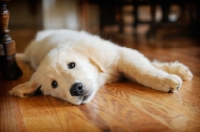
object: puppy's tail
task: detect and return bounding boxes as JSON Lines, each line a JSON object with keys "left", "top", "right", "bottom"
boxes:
{"left": 151, "top": 60, "right": 193, "bottom": 80}
{"left": 15, "top": 53, "right": 27, "bottom": 62}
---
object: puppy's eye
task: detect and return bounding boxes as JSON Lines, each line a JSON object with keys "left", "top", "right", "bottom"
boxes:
{"left": 52, "top": 80, "right": 58, "bottom": 88}
{"left": 68, "top": 62, "right": 75, "bottom": 69}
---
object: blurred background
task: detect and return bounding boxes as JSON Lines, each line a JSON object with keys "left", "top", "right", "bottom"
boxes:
{"left": 7, "top": 0, "right": 200, "bottom": 51}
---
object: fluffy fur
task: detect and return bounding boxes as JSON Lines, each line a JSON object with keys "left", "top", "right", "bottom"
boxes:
{"left": 9, "top": 30, "right": 193, "bottom": 105}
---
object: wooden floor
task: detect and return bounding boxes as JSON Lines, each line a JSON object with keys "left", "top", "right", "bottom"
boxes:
{"left": 1, "top": 30, "right": 200, "bottom": 132}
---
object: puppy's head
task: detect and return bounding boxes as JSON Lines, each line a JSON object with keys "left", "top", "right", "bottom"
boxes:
{"left": 9, "top": 48, "right": 105, "bottom": 105}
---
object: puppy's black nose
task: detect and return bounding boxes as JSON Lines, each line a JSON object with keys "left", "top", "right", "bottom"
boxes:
{"left": 70, "top": 82, "right": 83, "bottom": 96}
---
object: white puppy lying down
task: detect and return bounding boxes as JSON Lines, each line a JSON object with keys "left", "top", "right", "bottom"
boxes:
{"left": 9, "top": 30, "right": 193, "bottom": 105}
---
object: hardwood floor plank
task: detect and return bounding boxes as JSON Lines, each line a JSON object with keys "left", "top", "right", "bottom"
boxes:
{"left": 83, "top": 88, "right": 170, "bottom": 131}
{"left": 47, "top": 97, "right": 101, "bottom": 132}
{"left": 17, "top": 96, "right": 101, "bottom": 132}
{"left": 80, "top": 103, "right": 132, "bottom": 132}
{"left": 18, "top": 97, "right": 63, "bottom": 132}
{"left": 0, "top": 81, "right": 26, "bottom": 132}
{"left": 105, "top": 80, "right": 200, "bottom": 131}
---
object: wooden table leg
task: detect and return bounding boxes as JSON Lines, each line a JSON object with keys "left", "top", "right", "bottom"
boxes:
{"left": 0, "top": 0, "right": 22, "bottom": 80}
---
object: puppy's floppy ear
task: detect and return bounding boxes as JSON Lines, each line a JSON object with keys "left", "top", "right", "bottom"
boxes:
{"left": 9, "top": 80, "right": 41, "bottom": 98}
{"left": 88, "top": 56, "right": 105, "bottom": 73}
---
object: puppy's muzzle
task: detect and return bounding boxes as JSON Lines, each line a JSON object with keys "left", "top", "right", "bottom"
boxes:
{"left": 70, "top": 82, "right": 83, "bottom": 96}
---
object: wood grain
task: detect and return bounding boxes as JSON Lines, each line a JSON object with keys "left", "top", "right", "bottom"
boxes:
{"left": 1, "top": 30, "right": 200, "bottom": 132}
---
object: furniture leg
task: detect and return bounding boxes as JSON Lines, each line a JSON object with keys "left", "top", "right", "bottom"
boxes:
{"left": 0, "top": 0, "right": 22, "bottom": 80}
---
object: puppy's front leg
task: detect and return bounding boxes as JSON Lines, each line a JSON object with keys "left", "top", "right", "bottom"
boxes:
{"left": 117, "top": 48, "right": 182, "bottom": 92}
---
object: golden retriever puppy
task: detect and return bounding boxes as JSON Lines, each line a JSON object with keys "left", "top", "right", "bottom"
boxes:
{"left": 9, "top": 30, "right": 193, "bottom": 105}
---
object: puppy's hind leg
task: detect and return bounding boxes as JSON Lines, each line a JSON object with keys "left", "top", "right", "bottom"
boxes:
{"left": 152, "top": 60, "right": 193, "bottom": 80}
{"left": 117, "top": 48, "right": 182, "bottom": 93}
{"left": 16, "top": 53, "right": 25, "bottom": 61}
{"left": 16, "top": 53, "right": 27, "bottom": 62}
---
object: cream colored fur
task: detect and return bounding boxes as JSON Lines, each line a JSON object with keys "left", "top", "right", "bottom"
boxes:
{"left": 9, "top": 30, "right": 193, "bottom": 105}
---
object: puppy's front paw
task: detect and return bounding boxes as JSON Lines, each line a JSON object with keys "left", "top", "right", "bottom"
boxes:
{"left": 160, "top": 74, "right": 182, "bottom": 93}
{"left": 178, "top": 65, "right": 193, "bottom": 80}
